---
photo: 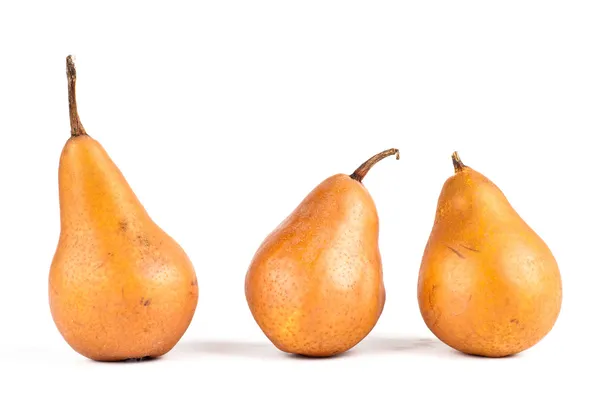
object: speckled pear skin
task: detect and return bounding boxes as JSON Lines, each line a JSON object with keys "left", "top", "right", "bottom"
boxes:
{"left": 48, "top": 56, "right": 198, "bottom": 362}
{"left": 245, "top": 147, "right": 398, "bottom": 358}
{"left": 246, "top": 174, "right": 385, "bottom": 357}
{"left": 417, "top": 153, "right": 562, "bottom": 357}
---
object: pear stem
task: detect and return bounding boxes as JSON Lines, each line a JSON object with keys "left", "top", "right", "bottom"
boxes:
{"left": 66, "top": 55, "right": 87, "bottom": 137}
{"left": 350, "top": 148, "right": 400, "bottom": 182}
{"left": 452, "top": 151, "right": 466, "bottom": 173}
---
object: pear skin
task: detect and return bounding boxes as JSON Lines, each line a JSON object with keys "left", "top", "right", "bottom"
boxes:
{"left": 418, "top": 152, "right": 562, "bottom": 357}
{"left": 245, "top": 149, "right": 398, "bottom": 357}
{"left": 49, "top": 56, "right": 198, "bottom": 361}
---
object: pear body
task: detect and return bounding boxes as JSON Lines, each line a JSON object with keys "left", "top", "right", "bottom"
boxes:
{"left": 49, "top": 135, "right": 198, "bottom": 361}
{"left": 245, "top": 174, "right": 385, "bottom": 357}
{"left": 418, "top": 164, "right": 562, "bottom": 357}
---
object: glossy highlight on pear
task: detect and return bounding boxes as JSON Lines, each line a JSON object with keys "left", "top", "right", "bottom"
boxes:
{"left": 417, "top": 151, "right": 562, "bottom": 357}
{"left": 48, "top": 56, "right": 199, "bottom": 362}
{"left": 245, "top": 148, "right": 399, "bottom": 357}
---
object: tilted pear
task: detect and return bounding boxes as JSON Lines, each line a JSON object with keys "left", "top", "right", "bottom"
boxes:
{"left": 418, "top": 152, "right": 562, "bottom": 357}
{"left": 49, "top": 56, "right": 198, "bottom": 361}
{"left": 245, "top": 149, "right": 399, "bottom": 357}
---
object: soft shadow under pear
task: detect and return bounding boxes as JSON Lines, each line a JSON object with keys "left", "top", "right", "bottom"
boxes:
{"left": 352, "top": 335, "right": 449, "bottom": 356}
{"left": 176, "top": 340, "right": 283, "bottom": 359}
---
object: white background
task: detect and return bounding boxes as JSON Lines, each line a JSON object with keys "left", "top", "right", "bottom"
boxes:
{"left": 0, "top": 1, "right": 598, "bottom": 400}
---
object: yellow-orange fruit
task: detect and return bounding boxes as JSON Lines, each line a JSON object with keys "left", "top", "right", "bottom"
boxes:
{"left": 245, "top": 149, "right": 398, "bottom": 357}
{"left": 418, "top": 152, "right": 562, "bottom": 357}
{"left": 49, "top": 56, "right": 198, "bottom": 361}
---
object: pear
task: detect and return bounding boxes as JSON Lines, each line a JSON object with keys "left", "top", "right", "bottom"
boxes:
{"left": 418, "top": 152, "right": 562, "bottom": 357}
{"left": 245, "top": 149, "right": 399, "bottom": 357}
{"left": 49, "top": 56, "right": 198, "bottom": 361}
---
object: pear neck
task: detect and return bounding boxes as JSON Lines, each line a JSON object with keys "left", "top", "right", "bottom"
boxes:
{"left": 350, "top": 148, "right": 399, "bottom": 182}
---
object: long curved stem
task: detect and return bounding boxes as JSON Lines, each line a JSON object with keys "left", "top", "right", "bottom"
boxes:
{"left": 350, "top": 148, "right": 399, "bottom": 182}
{"left": 451, "top": 151, "right": 467, "bottom": 173}
{"left": 66, "top": 55, "right": 87, "bottom": 137}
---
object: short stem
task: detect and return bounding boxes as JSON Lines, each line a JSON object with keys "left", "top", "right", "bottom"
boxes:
{"left": 350, "top": 148, "right": 399, "bottom": 182}
{"left": 452, "top": 151, "right": 466, "bottom": 173}
{"left": 66, "top": 55, "right": 87, "bottom": 137}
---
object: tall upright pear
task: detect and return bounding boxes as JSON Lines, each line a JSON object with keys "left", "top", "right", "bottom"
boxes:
{"left": 49, "top": 56, "right": 198, "bottom": 361}
{"left": 418, "top": 152, "right": 562, "bottom": 357}
{"left": 245, "top": 149, "right": 399, "bottom": 357}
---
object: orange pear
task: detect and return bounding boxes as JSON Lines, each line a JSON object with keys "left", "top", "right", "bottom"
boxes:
{"left": 245, "top": 149, "right": 399, "bottom": 357}
{"left": 418, "top": 152, "right": 562, "bottom": 357}
{"left": 49, "top": 56, "right": 198, "bottom": 361}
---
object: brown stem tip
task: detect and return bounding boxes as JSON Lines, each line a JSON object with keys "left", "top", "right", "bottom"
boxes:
{"left": 66, "top": 55, "right": 87, "bottom": 137}
{"left": 350, "top": 148, "right": 400, "bottom": 182}
{"left": 451, "top": 151, "right": 467, "bottom": 173}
